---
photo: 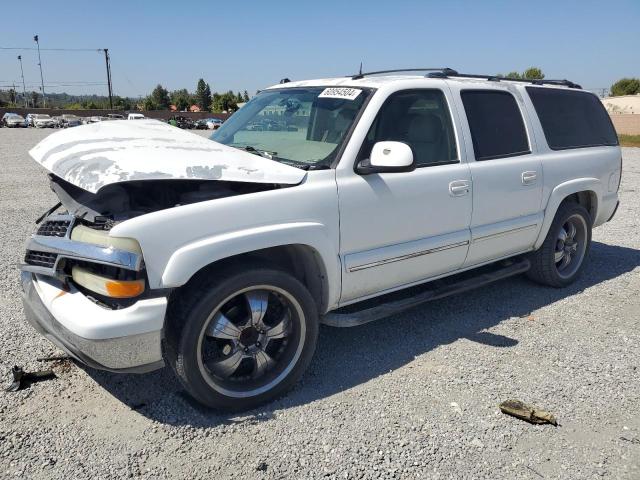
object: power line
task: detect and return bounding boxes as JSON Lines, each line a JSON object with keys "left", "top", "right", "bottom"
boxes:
{"left": 0, "top": 47, "right": 104, "bottom": 52}
{"left": 2, "top": 42, "right": 115, "bottom": 103}
{"left": 0, "top": 80, "right": 107, "bottom": 84}
{"left": 0, "top": 84, "right": 107, "bottom": 88}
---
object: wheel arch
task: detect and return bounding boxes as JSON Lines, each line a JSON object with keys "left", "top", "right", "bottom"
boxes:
{"left": 534, "top": 178, "right": 601, "bottom": 250}
{"left": 161, "top": 223, "right": 339, "bottom": 313}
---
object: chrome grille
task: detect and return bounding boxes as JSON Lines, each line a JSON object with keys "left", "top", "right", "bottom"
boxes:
{"left": 36, "top": 219, "right": 71, "bottom": 237}
{"left": 24, "top": 250, "right": 58, "bottom": 269}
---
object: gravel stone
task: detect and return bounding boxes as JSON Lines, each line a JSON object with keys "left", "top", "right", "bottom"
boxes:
{"left": 0, "top": 128, "right": 639, "bottom": 479}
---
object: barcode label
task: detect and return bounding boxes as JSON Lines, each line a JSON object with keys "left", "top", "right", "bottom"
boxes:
{"left": 318, "top": 87, "right": 362, "bottom": 100}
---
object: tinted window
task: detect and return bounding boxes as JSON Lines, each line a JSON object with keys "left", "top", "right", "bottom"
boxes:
{"left": 461, "top": 90, "right": 530, "bottom": 161}
{"left": 360, "top": 89, "right": 458, "bottom": 167}
{"left": 526, "top": 87, "right": 618, "bottom": 150}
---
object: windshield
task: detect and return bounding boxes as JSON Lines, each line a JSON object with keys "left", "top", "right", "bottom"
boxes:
{"left": 211, "top": 87, "right": 369, "bottom": 167}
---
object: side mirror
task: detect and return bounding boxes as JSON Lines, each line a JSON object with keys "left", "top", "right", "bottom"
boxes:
{"left": 356, "top": 141, "right": 415, "bottom": 175}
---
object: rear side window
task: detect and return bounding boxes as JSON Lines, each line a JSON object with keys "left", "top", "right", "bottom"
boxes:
{"left": 526, "top": 87, "right": 618, "bottom": 150}
{"left": 461, "top": 90, "right": 530, "bottom": 161}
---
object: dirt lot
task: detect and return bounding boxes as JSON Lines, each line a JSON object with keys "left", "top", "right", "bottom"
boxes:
{"left": 1, "top": 128, "right": 639, "bottom": 479}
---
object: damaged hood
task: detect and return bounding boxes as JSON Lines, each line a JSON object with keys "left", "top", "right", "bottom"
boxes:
{"left": 29, "top": 119, "right": 307, "bottom": 193}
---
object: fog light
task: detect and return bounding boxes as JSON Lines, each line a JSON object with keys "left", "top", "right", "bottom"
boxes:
{"left": 72, "top": 266, "right": 145, "bottom": 298}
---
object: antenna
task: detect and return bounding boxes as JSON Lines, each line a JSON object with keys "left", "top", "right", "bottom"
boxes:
{"left": 358, "top": 62, "right": 362, "bottom": 75}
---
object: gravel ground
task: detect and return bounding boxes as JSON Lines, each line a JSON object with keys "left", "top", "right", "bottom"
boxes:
{"left": 1, "top": 128, "right": 639, "bottom": 479}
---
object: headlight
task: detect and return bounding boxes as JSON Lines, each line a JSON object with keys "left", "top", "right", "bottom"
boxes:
{"left": 72, "top": 266, "right": 145, "bottom": 298}
{"left": 71, "top": 225, "right": 142, "bottom": 254}
{"left": 69, "top": 225, "right": 145, "bottom": 298}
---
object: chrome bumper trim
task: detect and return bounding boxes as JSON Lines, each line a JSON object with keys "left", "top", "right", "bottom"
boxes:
{"left": 19, "top": 213, "right": 142, "bottom": 277}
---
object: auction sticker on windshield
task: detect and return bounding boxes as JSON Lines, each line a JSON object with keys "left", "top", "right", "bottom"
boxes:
{"left": 318, "top": 87, "right": 362, "bottom": 100}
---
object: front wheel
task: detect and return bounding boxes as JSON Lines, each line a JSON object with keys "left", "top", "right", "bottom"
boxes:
{"left": 527, "top": 202, "right": 592, "bottom": 287}
{"left": 165, "top": 265, "right": 319, "bottom": 410}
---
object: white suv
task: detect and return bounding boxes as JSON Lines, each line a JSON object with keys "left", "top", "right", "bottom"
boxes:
{"left": 20, "top": 68, "right": 621, "bottom": 409}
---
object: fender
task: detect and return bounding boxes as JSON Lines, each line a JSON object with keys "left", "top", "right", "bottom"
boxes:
{"left": 161, "top": 221, "right": 341, "bottom": 307}
{"left": 534, "top": 178, "right": 602, "bottom": 249}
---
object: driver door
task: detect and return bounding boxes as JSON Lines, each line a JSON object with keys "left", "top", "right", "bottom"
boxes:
{"left": 336, "top": 88, "right": 473, "bottom": 303}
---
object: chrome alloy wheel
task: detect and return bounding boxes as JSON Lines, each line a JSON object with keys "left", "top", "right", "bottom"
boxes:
{"left": 196, "top": 286, "right": 305, "bottom": 398}
{"left": 554, "top": 214, "right": 588, "bottom": 279}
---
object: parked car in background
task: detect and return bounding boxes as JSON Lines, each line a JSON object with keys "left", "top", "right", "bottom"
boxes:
{"left": 205, "top": 118, "right": 224, "bottom": 130}
{"left": 193, "top": 119, "right": 209, "bottom": 130}
{"left": 31, "top": 114, "right": 55, "bottom": 128}
{"left": 128, "top": 113, "right": 145, "bottom": 120}
{"left": 59, "top": 115, "right": 82, "bottom": 128}
{"left": 107, "top": 114, "right": 125, "bottom": 120}
{"left": 19, "top": 70, "right": 621, "bottom": 410}
{"left": 51, "top": 116, "right": 64, "bottom": 128}
{"left": 87, "top": 116, "right": 108, "bottom": 123}
{"left": 168, "top": 115, "right": 195, "bottom": 129}
{"left": 1, "top": 113, "right": 27, "bottom": 127}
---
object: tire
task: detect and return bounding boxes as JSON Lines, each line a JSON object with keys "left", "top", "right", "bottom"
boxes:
{"left": 165, "top": 264, "right": 319, "bottom": 411}
{"left": 527, "top": 201, "right": 592, "bottom": 287}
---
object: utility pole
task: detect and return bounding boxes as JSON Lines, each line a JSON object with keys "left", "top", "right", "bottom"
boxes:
{"left": 33, "top": 34, "right": 46, "bottom": 107}
{"left": 103, "top": 48, "right": 113, "bottom": 109}
{"left": 17, "top": 55, "right": 27, "bottom": 108}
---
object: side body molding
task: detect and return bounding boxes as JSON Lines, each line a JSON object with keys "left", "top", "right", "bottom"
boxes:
{"left": 161, "top": 222, "right": 340, "bottom": 305}
{"left": 534, "top": 177, "right": 601, "bottom": 250}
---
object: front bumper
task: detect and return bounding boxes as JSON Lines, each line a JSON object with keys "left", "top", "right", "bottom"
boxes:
{"left": 20, "top": 271, "right": 166, "bottom": 373}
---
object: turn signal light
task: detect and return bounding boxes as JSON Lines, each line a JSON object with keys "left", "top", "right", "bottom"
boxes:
{"left": 105, "top": 279, "right": 146, "bottom": 298}
{"left": 72, "top": 266, "right": 145, "bottom": 298}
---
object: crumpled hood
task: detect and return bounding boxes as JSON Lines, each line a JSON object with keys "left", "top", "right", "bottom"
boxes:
{"left": 29, "top": 119, "right": 306, "bottom": 193}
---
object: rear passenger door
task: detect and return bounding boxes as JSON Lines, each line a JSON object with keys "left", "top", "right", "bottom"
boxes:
{"left": 451, "top": 86, "right": 544, "bottom": 266}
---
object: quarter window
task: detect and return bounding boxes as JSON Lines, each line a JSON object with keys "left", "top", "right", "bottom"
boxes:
{"left": 359, "top": 89, "right": 458, "bottom": 167}
{"left": 525, "top": 87, "right": 618, "bottom": 150}
{"left": 461, "top": 90, "right": 530, "bottom": 161}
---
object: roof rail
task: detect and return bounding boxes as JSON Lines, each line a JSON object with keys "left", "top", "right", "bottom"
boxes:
{"left": 350, "top": 67, "right": 458, "bottom": 80}
{"left": 449, "top": 73, "right": 582, "bottom": 89}
{"left": 348, "top": 67, "right": 581, "bottom": 89}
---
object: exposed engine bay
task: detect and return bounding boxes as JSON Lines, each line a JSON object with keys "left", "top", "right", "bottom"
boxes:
{"left": 49, "top": 175, "right": 284, "bottom": 227}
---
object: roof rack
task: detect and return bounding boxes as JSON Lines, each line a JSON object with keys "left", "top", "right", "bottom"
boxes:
{"left": 350, "top": 67, "right": 457, "bottom": 80}
{"left": 349, "top": 67, "right": 581, "bottom": 89}
{"left": 447, "top": 72, "right": 582, "bottom": 89}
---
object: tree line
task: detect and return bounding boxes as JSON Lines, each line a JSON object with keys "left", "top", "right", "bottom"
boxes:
{"left": 0, "top": 90, "right": 135, "bottom": 109}
{"left": 143, "top": 79, "right": 250, "bottom": 113}
{"left": 0, "top": 77, "right": 250, "bottom": 111}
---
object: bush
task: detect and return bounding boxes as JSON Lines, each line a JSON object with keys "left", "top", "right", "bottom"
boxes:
{"left": 611, "top": 78, "right": 640, "bottom": 97}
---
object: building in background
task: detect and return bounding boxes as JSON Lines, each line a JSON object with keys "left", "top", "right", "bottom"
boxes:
{"left": 602, "top": 94, "right": 640, "bottom": 115}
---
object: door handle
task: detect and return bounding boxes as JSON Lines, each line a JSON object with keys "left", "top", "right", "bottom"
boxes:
{"left": 449, "top": 180, "right": 471, "bottom": 197}
{"left": 522, "top": 171, "right": 538, "bottom": 185}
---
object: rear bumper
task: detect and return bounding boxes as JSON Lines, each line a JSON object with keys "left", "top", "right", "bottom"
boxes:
{"left": 20, "top": 271, "right": 166, "bottom": 373}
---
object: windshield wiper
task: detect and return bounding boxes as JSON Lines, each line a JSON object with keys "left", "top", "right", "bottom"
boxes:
{"left": 235, "top": 145, "right": 277, "bottom": 159}
{"left": 299, "top": 164, "right": 331, "bottom": 171}
{"left": 232, "top": 145, "right": 330, "bottom": 171}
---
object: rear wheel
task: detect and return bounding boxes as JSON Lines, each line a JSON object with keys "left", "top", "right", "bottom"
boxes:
{"left": 165, "top": 265, "right": 318, "bottom": 410}
{"left": 527, "top": 202, "right": 592, "bottom": 287}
